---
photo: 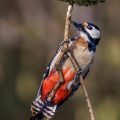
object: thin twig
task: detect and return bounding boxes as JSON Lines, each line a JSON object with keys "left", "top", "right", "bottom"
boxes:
{"left": 64, "top": 3, "right": 73, "bottom": 41}
{"left": 79, "top": 76, "right": 95, "bottom": 120}
{"left": 68, "top": 51, "right": 96, "bottom": 120}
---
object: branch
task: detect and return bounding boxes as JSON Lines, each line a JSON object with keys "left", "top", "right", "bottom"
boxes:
{"left": 64, "top": 3, "right": 73, "bottom": 41}
{"left": 56, "top": 3, "right": 73, "bottom": 63}
{"left": 63, "top": 4, "right": 96, "bottom": 119}
{"left": 67, "top": 52, "right": 96, "bottom": 120}
{"left": 79, "top": 76, "right": 95, "bottom": 120}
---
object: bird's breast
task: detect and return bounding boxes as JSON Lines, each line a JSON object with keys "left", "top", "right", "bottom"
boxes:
{"left": 73, "top": 45, "right": 94, "bottom": 69}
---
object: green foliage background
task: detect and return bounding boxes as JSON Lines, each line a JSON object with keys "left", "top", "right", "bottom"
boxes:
{"left": 0, "top": 0, "right": 120, "bottom": 120}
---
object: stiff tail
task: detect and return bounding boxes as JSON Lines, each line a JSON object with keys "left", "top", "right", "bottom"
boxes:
{"left": 30, "top": 112, "right": 44, "bottom": 120}
{"left": 30, "top": 97, "right": 57, "bottom": 120}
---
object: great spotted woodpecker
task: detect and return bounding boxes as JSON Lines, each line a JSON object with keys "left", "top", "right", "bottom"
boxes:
{"left": 30, "top": 21, "right": 101, "bottom": 120}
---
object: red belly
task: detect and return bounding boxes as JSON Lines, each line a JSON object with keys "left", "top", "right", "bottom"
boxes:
{"left": 41, "top": 67, "right": 75, "bottom": 104}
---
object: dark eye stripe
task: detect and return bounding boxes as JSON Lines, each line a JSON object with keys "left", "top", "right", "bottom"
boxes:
{"left": 88, "top": 23, "right": 100, "bottom": 31}
{"left": 87, "top": 26, "right": 93, "bottom": 30}
{"left": 82, "top": 28, "right": 100, "bottom": 46}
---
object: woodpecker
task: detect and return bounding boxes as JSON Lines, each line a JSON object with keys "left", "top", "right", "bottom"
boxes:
{"left": 30, "top": 21, "right": 101, "bottom": 120}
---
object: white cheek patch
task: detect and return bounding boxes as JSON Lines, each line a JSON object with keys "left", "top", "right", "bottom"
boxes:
{"left": 85, "top": 27, "right": 100, "bottom": 39}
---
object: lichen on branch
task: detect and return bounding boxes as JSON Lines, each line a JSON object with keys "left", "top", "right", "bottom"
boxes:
{"left": 58, "top": 0, "right": 105, "bottom": 6}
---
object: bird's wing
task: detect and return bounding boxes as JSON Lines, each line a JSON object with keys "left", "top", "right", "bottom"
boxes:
{"left": 36, "top": 38, "right": 73, "bottom": 98}
{"left": 33, "top": 45, "right": 70, "bottom": 119}
{"left": 36, "top": 41, "right": 67, "bottom": 98}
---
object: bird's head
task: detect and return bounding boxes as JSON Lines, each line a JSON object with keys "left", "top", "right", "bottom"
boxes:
{"left": 72, "top": 21, "right": 101, "bottom": 46}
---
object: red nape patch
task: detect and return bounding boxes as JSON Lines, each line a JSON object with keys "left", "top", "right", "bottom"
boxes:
{"left": 41, "top": 67, "right": 75, "bottom": 102}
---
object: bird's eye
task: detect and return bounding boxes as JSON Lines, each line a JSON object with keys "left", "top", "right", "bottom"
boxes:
{"left": 87, "top": 26, "right": 93, "bottom": 30}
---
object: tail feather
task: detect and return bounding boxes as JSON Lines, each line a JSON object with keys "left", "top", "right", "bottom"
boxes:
{"left": 30, "top": 112, "right": 44, "bottom": 120}
{"left": 31, "top": 98, "right": 57, "bottom": 120}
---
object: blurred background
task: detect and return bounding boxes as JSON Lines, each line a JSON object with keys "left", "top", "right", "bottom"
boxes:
{"left": 0, "top": 0, "right": 120, "bottom": 120}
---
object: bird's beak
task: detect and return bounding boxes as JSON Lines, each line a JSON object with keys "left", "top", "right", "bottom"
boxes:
{"left": 71, "top": 21, "right": 82, "bottom": 29}
{"left": 71, "top": 21, "right": 88, "bottom": 30}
